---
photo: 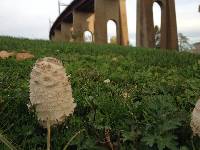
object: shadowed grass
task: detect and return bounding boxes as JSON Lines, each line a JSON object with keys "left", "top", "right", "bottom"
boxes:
{"left": 0, "top": 130, "right": 18, "bottom": 150}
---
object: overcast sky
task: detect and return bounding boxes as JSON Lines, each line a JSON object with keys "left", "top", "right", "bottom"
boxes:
{"left": 0, "top": 0, "right": 199, "bottom": 45}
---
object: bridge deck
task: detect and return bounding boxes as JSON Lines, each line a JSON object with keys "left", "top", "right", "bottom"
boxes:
{"left": 50, "top": 0, "right": 94, "bottom": 38}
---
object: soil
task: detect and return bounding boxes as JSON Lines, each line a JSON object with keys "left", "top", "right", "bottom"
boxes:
{"left": 16, "top": 52, "right": 34, "bottom": 61}
{"left": 0, "top": 51, "right": 15, "bottom": 59}
{"left": 0, "top": 50, "right": 34, "bottom": 61}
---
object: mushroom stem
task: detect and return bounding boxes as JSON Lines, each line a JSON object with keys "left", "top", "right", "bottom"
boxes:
{"left": 47, "top": 119, "right": 51, "bottom": 150}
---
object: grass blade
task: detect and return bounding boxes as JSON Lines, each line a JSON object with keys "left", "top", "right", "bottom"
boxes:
{"left": 0, "top": 130, "right": 17, "bottom": 150}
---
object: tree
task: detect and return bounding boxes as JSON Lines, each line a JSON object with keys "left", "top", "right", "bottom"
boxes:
{"left": 154, "top": 25, "right": 161, "bottom": 49}
{"left": 178, "top": 33, "right": 193, "bottom": 51}
{"left": 110, "top": 36, "right": 117, "bottom": 44}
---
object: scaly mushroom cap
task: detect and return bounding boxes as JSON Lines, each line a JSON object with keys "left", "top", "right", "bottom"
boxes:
{"left": 29, "top": 57, "right": 76, "bottom": 127}
{"left": 191, "top": 99, "right": 200, "bottom": 137}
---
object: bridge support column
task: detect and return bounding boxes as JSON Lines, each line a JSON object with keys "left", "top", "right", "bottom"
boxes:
{"left": 61, "top": 22, "right": 73, "bottom": 42}
{"left": 136, "top": 0, "right": 178, "bottom": 50}
{"left": 51, "top": 35, "right": 55, "bottom": 41}
{"left": 73, "top": 10, "right": 94, "bottom": 42}
{"left": 52, "top": 29, "right": 63, "bottom": 42}
{"left": 94, "top": 0, "right": 129, "bottom": 46}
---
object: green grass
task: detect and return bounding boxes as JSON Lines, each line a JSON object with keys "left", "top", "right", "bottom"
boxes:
{"left": 0, "top": 36, "right": 200, "bottom": 150}
{"left": 0, "top": 129, "right": 18, "bottom": 150}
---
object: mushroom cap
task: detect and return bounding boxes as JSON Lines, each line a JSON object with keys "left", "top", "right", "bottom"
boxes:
{"left": 29, "top": 57, "right": 76, "bottom": 127}
{"left": 191, "top": 99, "right": 200, "bottom": 137}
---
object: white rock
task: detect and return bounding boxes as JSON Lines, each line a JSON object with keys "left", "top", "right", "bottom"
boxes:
{"left": 104, "top": 79, "right": 111, "bottom": 84}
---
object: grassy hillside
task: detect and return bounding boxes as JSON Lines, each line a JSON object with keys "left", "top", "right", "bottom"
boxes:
{"left": 0, "top": 36, "right": 200, "bottom": 150}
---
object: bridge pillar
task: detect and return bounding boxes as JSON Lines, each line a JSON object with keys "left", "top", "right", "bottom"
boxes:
{"left": 52, "top": 29, "right": 63, "bottom": 42}
{"left": 136, "top": 0, "right": 178, "bottom": 50}
{"left": 73, "top": 10, "right": 94, "bottom": 42}
{"left": 61, "top": 22, "right": 73, "bottom": 42}
{"left": 51, "top": 35, "right": 55, "bottom": 41}
{"left": 94, "top": 0, "right": 129, "bottom": 46}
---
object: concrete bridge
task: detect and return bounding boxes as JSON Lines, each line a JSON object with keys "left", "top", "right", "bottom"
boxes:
{"left": 50, "top": 0, "right": 178, "bottom": 50}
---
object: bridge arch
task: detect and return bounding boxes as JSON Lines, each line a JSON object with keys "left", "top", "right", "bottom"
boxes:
{"left": 83, "top": 30, "right": 93, "bottom": 43}
{"left": 50, "top": 0, "right": 178, "bottom": 50}
{"left": 153, "top": 1, "right": 162, "bottom": 48}
{"left": 153, "top": 1, "right": 161, "bottom": 28}
{"left": 50, "top": 0, "right": 129, "bottom": 46}
{"left": 136, "top": 0, "right": 178, "bottom": 50}
{"left": 94, "top": 0, "right": 129, "bottom": 45}
{"left": 107, "top": 20, "right": 117, "bottom": 44}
